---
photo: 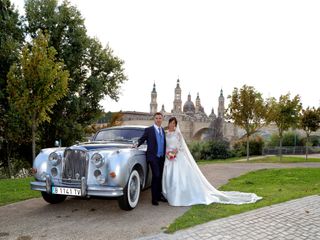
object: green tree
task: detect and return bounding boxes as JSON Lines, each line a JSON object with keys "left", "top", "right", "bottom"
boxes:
{"left": 7, "top": 31, "right": 69, "bottom": 161}
{"left": 0, "top": 0, "right": 24, "bottom": 176}
{"left": 299, "top": 107, "right": 320, "bottom": 159}
{"left": 25, "top": 0, "right": 127, "bottom": 147}
{"left": 226, "top": 85, "right": 268, "bottom": 160}
{"left": 108, "top": 111, "right": 124, "bottom": 127}
{"left": 266, "top": 93, "right": 302, "bottom": 160}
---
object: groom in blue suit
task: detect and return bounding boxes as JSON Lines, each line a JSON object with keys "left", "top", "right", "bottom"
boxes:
{"left": 137, "top": 112, "right": 166, "bottom": 206}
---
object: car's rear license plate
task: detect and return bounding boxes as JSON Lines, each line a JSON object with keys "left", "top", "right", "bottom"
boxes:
{"left": 52, "top": 186, "right": 81, "bottom": 196}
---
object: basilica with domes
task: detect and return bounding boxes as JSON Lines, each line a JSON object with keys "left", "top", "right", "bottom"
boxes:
{"left": 118, "top": 79, "right": 317, "bottom": 143}
{"left": 150, "top": 79, "right": 225, "bottom": 121}
{"left": 121, "top": 79, "right": 239, "bottom": 142}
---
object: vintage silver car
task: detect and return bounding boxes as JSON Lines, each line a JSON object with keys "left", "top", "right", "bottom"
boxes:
{"left": 30, "top": 125, "right": 150, "bottom": 210}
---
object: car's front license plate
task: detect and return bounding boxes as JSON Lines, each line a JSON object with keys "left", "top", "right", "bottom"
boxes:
{"left": 52, "top": 186, "right": 81, "bottom": 196}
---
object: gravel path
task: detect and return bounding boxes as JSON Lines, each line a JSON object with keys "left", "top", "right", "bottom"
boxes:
{"left": 0, "top": 162, "right": 319, "bottom": 240}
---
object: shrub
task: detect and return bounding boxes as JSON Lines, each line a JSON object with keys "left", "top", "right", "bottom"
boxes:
{"left": 188, "top": 141, "right": 202, "bottom": 161}
{"left": 189, "top": 140, "right": 231, "bottom": 160}
{"left": 266, "top": 131, "right": 303, "bottom": 147}
{"left": 301, "top": 135, "right": 320, "bottom": 146}
{"left": 232, "top": 135, "right": 264, "bottom": 156}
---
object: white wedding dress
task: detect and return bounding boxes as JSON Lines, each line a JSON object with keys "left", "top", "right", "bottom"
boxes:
{"left": 162, "top": 126, "right": 262, "bottom": 206}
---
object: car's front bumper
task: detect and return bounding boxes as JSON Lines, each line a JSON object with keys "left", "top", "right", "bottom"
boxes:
{"left": 30, "top": 175, "right": 124, "bottom": 197}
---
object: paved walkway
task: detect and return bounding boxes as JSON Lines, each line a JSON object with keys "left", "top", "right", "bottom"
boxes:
{"left": 236, "top": 154, "right": 320, "bottom": 162}
{"left": 137, "top": 195, "right": 320, "bottom": 240}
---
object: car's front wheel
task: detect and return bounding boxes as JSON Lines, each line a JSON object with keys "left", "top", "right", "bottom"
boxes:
{"left": 118, "top": 169, "right": 141, "bottom": 211}
{"left": 41, "top": 191, "right": 67, "bottom": 204}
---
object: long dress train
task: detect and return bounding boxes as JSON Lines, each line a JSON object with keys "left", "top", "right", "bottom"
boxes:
{"left": 162, "top": 126, "right": 262, "bottom": 206}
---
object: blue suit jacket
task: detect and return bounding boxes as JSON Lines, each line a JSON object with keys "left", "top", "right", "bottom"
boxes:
{"left": 137, "top": 126, "right": 166, "bottom": 162}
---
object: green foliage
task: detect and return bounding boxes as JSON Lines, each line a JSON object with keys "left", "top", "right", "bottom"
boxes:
{"left": 267, "top": 131, "right": 302, "bottom": 147}
{"left": 96, "top": 111, "right": 113, "bottom": 124}
{"left": 202, "top": 140, "right": 231, "bottom": 160}
{"left": 282, "top": 131, "right": 300, "bottom": 146}
{"left": 0, "top": 157, "right": 31, "bottom": 178}
{"left": 0, "top": 0, "right": 24, "bottom": 92}
{"left": 306, "top": 135, "right": 320, "bottom": 146}
{"left": 0, "top": 0, "right": 25, "bottom": 176}
{"left": 107, "top": 111, "right": 123, "bottom": 127}
{"left": 266, "top": 93, "right": 302, "bottom": 159}
{"left": 24, "top": 0, "right": 127, "bottom": 147}
{"left": 232, "top": 136, "right": 264, "bottom": 156}
{"left": 267, "top": 94, "right": 302, "bottom": 137}
{"left": 1, "top": 0, "right": 126, "bottom": 175}
{"left": 189, "top": 140, "right": 231, "bottom": 160}
{"left": 299, "top": 107, "right": 320, "bottom": 158}
{"left": 188, "top": 141, "right": 202, "bottom": 160}
{"left": 226, "top": 85, "right": 267, "bottom": 135}
{"left": 167, "top": 168, "right": 320, "bottom": 233}
{"left": 7, "top": 31, "right": 69, "bottom": 126}
{"left": 226, "top": 85, "right": 268, "bottom": 160}
{"left": 83, "top": 111, "right": 123, "bottom": 136}
{"left": 299, "top": 107, "right": 320, "bottom": 140}
{"left": 7, "top": 30, "right": 69, "bottom": 160}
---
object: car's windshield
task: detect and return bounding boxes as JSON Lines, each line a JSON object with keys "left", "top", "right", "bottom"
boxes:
{"left": 93, "top": 128, "right": 144, "bottom": 142}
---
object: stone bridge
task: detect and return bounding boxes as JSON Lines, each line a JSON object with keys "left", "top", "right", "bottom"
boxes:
{"left": 119, "top": 111, "right": 320, "bottom": 143}
{"left": 121, "top": 111, "right": 238, "bottom": 142}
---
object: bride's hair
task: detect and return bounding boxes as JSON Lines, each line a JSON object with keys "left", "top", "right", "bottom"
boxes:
{"left": 168, "top": 117, "right": 178, "bottom": 126}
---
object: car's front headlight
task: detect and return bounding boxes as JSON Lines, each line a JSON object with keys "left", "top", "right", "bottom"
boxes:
{"left": 91, "top": 153, "right": 105, "bottom": 168}
{"left": 48, "top": 152, "right": 62, "bottom": 166}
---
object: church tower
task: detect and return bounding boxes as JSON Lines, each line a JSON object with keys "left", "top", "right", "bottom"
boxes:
{"left": 172, "top": 79, "right": 182, "bottom": 113}
{"left": 218, "top": 89, "right": 225, "bottom": 118}
{"left": 150, "top": 83, "right": 158, "bottom": 114}
{"left": 195, "top": 93, "right": 201, "bottom": 113}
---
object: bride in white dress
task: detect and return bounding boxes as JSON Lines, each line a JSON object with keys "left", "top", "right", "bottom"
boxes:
{"left": 162, "top": 117, "right": 262, "bottom": 206}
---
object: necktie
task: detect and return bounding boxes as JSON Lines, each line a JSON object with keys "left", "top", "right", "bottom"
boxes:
{"left": 158, "top": 127, "right": 162, "bottom": 136}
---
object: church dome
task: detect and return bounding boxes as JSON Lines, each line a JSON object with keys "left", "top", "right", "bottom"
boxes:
{"left": 183, "top": 93, "right": 195, "bottom": 113}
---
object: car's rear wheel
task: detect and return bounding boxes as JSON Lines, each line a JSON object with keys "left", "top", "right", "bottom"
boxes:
{"left": 41, "top": 191, "right": 67, "bottom": 204}
{"left": 118, "top": 169, "right": 141, "bottom": 211}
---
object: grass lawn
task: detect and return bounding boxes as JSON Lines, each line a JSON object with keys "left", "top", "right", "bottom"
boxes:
{"left": 166, "top": 168, "right": 320, "bottom": 233}
{"left": 0, "top": 177, "right": 40, "bottom": 207}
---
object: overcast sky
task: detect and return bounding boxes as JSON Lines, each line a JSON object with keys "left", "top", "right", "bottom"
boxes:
{"left": 12, "top": 0, "right": 320, "bottom": 114}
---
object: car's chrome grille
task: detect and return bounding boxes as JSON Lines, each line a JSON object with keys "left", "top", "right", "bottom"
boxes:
{"left": 62, "top": 149, "right": 87, "bottom": 182}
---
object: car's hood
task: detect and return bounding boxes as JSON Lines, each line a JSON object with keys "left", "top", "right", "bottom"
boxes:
{"left": 75, "top": 142, "right": 133, "bottom": 151}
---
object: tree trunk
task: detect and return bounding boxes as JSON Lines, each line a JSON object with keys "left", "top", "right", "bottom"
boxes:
{"left": 246, "top": 134, "right": 250, "bottom": 161}
{"left": 279, "top": 136, "right": 283, "bottom": 161}
{"left": 32, "top": 114, "right": 37, "bottom": 162}
{"left": 305, "top": 134, "right": 309, "bottom": 160}
{"left": 6, "top": 141, "right": 13, "bottom": 178}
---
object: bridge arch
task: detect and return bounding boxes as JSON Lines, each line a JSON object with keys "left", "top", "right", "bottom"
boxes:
{"left": 192, "top": 127, "right": 209, "bottom": 141}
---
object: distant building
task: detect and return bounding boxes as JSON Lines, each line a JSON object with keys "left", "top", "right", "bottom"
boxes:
{"left": 121, "top": 79, "right": 238, "bottom": 142}
{"left": 112, "top": 79, "right": 320, "bottom": 142}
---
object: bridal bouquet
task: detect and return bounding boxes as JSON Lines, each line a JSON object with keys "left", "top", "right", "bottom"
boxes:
{"left": 166, "top": 149, "right": 178, "bottom": 160}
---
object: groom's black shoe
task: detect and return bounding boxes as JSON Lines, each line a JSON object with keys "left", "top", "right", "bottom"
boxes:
{"left": 159, "top": 196, "right": 168, "bottom": 202}
{"left": 152, "top": 200, "right": 159, "bottom": 206}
